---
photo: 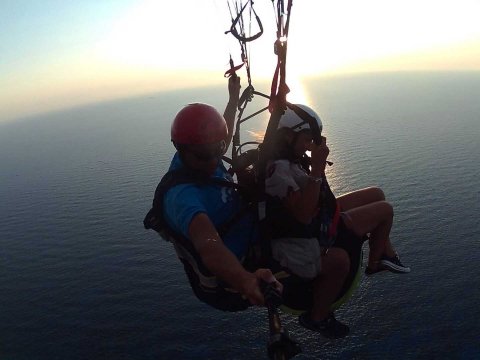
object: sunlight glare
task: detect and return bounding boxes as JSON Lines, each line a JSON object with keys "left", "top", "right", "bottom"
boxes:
{"left": 286, "top": 75, "right": 310, "bottom": 106}
{"left": 96, "top": 1, "right": 227, "bottom": 71}
{"left": 287, "top": 0, "right": 480, "bottom": 75}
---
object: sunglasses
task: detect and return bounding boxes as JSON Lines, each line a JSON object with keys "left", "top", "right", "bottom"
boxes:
{"left": 185, "top": 140, "right": 226, "bottom": 162}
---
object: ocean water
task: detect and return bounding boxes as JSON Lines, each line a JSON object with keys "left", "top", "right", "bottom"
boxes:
{"left": 1, "top": 72, "right": 479, "bottom": 359}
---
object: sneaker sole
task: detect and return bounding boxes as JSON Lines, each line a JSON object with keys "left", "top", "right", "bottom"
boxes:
{"left": 380, "top": 259, "right": 411, "bottom": 273}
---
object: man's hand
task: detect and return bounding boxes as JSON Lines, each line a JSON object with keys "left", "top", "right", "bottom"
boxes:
{"left": 240, "top": 268, "right": 283, "bottom": 306}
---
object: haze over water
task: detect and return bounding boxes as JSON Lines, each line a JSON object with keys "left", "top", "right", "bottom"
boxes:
{"left": 1, "top": 71, "right": 479, "bottom": 359}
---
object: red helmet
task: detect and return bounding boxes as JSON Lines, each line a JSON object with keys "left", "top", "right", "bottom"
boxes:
{"left": 171, "top": 103, "right": 228, "bottom": 145}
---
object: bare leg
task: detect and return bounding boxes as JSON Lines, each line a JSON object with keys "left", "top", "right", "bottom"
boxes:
{"left": 336, "top": 187, "right": 385, "bottom": 211}
{"left": 338, "top": 187, "right": 397, "bottom": 263}
{"left": 311, "top": 248, "right": 350, "bottom": 321}
{"left": 341, "top": 201, "right": 396, "bottom": 268}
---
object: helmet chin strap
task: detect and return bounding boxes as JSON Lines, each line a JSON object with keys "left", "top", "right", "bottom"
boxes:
{"left": 290, "top": 132, "right": 303, "bottom": 162}
{"left": 172, "top": 142, "right": 190, "bottom": 167}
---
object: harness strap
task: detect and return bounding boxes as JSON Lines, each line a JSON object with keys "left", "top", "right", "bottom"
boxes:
{"left": 173, "top": 242, "right": 219, "bottom": 289}
{"left": 227, "top": 0, "right": 264, "bottom": 43}
{"left": 328, "top": 203, "right": 341, "bottom": 239}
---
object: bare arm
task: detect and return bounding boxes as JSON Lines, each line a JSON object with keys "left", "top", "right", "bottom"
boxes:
{"left": 283, "top": 136, "right": 329, "bottom": 224}
{"left": 188, "top": 212, "right": 279, "bottom": 305}
{"left": 223, "top": 75, "right": 241, "bottom": 152}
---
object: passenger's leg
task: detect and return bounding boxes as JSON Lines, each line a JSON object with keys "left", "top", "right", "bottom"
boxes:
{"left": 336, "top": 187, "right": 385, "bottom": 211}
{"left": 311, "top": 248, "right": 350, "bottom": 321}
{"left": 342, "top": 201, "right": 396, "bottom": 269}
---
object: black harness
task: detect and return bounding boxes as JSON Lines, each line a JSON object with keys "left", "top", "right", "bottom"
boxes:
{"left": 143, "top": 157, "right": 344, "bottom": 312}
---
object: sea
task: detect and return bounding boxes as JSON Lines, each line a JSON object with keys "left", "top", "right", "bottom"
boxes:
{"left": 1, "top": 71, "right": 479, "bottom": 359}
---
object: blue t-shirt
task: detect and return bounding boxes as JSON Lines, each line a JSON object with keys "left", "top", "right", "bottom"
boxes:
{"left": 163, "top": 153, "right": 257, "bottom": 259}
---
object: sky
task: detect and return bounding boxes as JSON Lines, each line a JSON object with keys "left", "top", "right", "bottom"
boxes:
{"left": 1, "top": 0, "right": 480, "bottom": 123}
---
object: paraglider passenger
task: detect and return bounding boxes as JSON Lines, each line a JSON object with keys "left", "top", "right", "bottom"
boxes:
{"left": 265, "top": 104, "right": 410, "bottom": 338}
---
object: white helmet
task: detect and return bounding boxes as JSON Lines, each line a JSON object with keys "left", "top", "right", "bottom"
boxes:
{"left": 278, "top": 104, "right": 322, "bottom": 134}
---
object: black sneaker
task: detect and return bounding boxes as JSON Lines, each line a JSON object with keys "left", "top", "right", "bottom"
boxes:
{"left": 299, "top": 312, "right": 349, "bottom": 339}
{"left": 380, "top": 254, "right": 410, "bottom": 273}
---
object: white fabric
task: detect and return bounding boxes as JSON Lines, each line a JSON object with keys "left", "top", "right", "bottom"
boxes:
{"left": 265, "top": 159, "right": 322, "bottom": 279}
{"left": 271, "top": 237, "right": 322, "bottom": 279}
{"left": 265, "top": 159, "right": 309, "bottom": 199}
